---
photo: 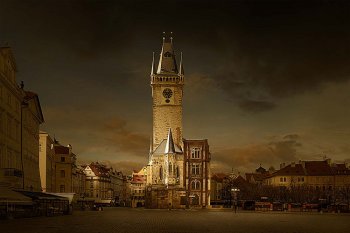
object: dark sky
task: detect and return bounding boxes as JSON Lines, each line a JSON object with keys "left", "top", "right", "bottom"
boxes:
{"left": 1, "top": 0, "right": 350, "bottom": 174}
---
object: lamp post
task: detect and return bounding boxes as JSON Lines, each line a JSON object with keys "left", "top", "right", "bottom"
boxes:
{"left": 20, "top": 100, "right": 28, "bottom": 190}
{"left": 231, "top": 187, "right": 240, "bottom": 213}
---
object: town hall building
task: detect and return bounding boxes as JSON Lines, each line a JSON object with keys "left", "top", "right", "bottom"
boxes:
{"left": 145, "top": 34, "right": 211, "bottom": 209}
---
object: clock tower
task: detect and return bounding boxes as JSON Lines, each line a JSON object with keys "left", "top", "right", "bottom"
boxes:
{"left": 150, "top": 34, "right": 184, "bottom": 151}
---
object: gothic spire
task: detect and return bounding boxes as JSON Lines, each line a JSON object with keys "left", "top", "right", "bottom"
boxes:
{"left": 150, "top": 52, "right": 156, "bottom": 75}
{"left": 164, "top": 128, "right": 175, "bottom": 154}
{"left": 179, "top": 52, "right": 184, "bottom": 75}
{"left": 157, "top": 32, "right": 178, "bottom": 74}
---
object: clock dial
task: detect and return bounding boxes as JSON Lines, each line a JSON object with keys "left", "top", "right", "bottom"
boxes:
{"left": 164, "top": 51, "right": 172, "bottom": 57}
{"left": 162, "top": 88, "right": 173, "bottom": 99}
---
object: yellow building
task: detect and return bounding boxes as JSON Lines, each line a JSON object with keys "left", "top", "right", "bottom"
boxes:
{"left": 130, "top": 167, "right": 147, "bottom": 208}
{"left": 53, "top": 141, "right": 75, "bottom": 193}
{"left": 265, "top": 159, "right": 350, "bottom": 191}
{"left": 82, "top": 162, "right": 124, "bottom": 204}
{"left": 39, "top": 131, "right": 55, "bottom": 192}
{"left": 0, "top": 46, "right": 44, "bottom": 191}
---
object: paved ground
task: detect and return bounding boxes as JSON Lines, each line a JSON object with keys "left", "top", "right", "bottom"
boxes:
{"left": 1, "top": 208, "right": 349, "bottom": 233}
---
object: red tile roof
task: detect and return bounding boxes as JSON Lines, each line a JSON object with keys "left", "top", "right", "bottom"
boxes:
{"left": 272, "top": 164, "right": 306, "bottom": 176}
{"left": 89, "top": 162, "right": 111, "bottom": 177}
{"left": 54, "top": 145, "right": 69, "bottom": 154}
{"left": 132, "top": 174, "right": 146, "bottom": 183}
{"left": 267, "top": 160, "right": 350, "bottom": 178}
{"left": 211, "top": 173, "right": 229, "bottom": 182}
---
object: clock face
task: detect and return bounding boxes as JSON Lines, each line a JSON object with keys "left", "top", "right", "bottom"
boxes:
{"left": 164, "top": 51, "right": 172, "bottom": 57}
{"left": 162, "top": 88, "right": 173, "bottom": 99}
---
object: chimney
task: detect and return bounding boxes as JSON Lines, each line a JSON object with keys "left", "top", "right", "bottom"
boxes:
{"left": 280, "top": 163, "right": 286, "bottom": 169}
{"left": 325, "top": 158, "right": 331, "bottom": 165}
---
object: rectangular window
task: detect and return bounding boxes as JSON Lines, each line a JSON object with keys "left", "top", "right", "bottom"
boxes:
{"left": 191, "top": 148, "right": 201, "bottom": 159}
{"left": 59, "top": 184, "right": 65, "bottom": 192}
{"left": 61, "top": 157, "right": 65, "bottom": 162}
{"left": 191, "top": 164, "right": 200, "bottom": 175}
{"left": 60, "top": 170, "right": 65, "bottom": 178}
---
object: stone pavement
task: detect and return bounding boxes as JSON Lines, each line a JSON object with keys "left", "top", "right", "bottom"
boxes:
{"left": 1, "top": 208, "right": 349, "bottom": 233}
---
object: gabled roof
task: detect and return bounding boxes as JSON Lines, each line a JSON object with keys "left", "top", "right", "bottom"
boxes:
{"left": 24, "top": 91, "right": 44, "bottom": 123}
{"left": 272, "top": 164, "right": 306, "bottom": 176}
{"left": 153, "top": 139, "right": 182, "bottom": 155}
{"left": 87, "top": 163, "right": 109, "bottom": 177}
{"left": 211, "top": 173, "right": 229, "bottom": 182}
{"left": 304, "top": 161, "right": 333, "bottom": 176}
{"left": 54, "top": 145, "right": 69, "bottom": 154}
{"left": 255, "top": 166, "right": 267, "bottom": 174}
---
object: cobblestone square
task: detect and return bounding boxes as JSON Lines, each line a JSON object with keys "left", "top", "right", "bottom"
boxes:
{"left": 1, "top": 208, "right": 349, "bottom": 233}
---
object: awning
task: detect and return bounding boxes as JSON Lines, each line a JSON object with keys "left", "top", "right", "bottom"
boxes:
{"left": 0, "top": 187, "right": 33, "bottom": 205}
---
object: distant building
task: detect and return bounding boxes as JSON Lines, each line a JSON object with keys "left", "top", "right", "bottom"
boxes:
{"left": 52, "top": 141, "right": 76, "bottom": 193}
{"left": 210, "top": 173, "right": 228, "bottom": 204}
{"left": 245, "top": 165, "right": 271, "bottom": 185}
{"left": 130, "top": 167, "right": 147, "bottom": 208}
{"left": 82, "top": 162, "right": 124, "bottom": 204}
{"left": 39, "top": 131, "right": 55, "bottom": 192}
{"left": 265, "top": 159, "right": 350, "bottom": 190}
{"left": 0, "top": 46, "right": 44, "bottom": 191}
{"left": 72, "top": 165, "right": 86, "bottom": 197}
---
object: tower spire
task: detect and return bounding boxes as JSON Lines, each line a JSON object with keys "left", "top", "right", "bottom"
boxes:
{"left": 157, "top": 32, "right": 178, "bottom": 74}
{"left": 164, "top": 128, "right": 175, "bottom": 154}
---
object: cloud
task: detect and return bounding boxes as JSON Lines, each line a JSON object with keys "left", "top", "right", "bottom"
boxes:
{"left": 101, "top": 160, "right": 145, "bottom": 176}
{"left": 212, "top": 134, "right": 302, "bottom": 173}
{"left": 41, "top": 107, "right": 149, "bottom": 159}
{"left": 238, "top": 100, "right": 276, "bottom": 113}
{"left": 103, "top": 117, "right": 149, "bottom": 156}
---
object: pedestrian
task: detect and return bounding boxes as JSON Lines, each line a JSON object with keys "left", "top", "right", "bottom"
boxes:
{"left": 168, "top": 203, "right": 172, "bottom": 210}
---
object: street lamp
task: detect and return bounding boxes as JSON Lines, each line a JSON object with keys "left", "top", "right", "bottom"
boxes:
{"left": 231, "top": 188, "right": 240, "bottom": 213}
{"left": 20, "top": 100, "right": 29, "bottom": 190}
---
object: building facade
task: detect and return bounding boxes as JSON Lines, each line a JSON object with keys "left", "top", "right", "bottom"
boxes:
{"left": 0, "top": 47, "right": 44, "bottom": 191}
{"left": 130, "top": 167, "right": 147, "bottom": 208}
{"left": 39, "top": 131, "right": 55, "bottom": 192}
{"left": 83, "top": 162, "right": 124, "bottom": 204}
{"left": 53, "top": 142, "right": 75, "bottom": 193}
{"left": 183, "top": 139, "right": 211, "bottom": 207}
{"left": 145, "top": 35, "right": 211, "bottom": 208}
